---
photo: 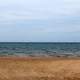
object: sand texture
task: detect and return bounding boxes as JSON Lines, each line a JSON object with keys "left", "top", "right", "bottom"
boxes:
{"left": 0, "top": 57, "right": 80, "bottom": 80}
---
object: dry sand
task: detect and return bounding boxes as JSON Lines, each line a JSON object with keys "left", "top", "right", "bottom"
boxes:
{"left": 0, "top": 57, "right": 80, "bottom": 80}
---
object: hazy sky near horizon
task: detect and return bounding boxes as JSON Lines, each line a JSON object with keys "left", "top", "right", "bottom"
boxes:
{"left": 0, "top": 0, "right": 80, "bottom": 42}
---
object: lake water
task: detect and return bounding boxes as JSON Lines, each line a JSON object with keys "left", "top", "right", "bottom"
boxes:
{"left": 0, "top": 42, "right": 80, "bottom": 57}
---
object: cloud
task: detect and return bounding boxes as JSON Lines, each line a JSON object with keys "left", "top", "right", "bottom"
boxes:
{"left": 0, "top": 0, "right": 51, "bottom": 21}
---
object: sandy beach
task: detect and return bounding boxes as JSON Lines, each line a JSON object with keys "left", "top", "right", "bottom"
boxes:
{"left": 0, "top": 57, "right": 80, "bottom": 80}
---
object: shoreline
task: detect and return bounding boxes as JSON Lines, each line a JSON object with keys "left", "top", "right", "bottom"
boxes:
{"left": 0, "top": 56, "right": 80, "bottom": 60}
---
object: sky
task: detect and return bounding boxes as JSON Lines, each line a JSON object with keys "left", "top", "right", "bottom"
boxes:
{"left": 0, "top": 0, "right": 80, "bottom": 42}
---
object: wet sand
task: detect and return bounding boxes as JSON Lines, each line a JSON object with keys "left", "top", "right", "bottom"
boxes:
{"left": 0, "top": 57, "right": 80, "bottom": 80}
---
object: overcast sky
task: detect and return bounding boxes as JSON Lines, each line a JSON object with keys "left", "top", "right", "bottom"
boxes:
{"left": 0, "top": 0, "right": 80, "bottom": 42}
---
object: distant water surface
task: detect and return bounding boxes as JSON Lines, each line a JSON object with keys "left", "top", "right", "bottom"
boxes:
{"left": 0, "top": 42, "right": 80, "bottom": 57}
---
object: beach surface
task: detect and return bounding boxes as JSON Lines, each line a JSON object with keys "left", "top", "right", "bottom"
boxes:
{"left": 0, "top": 57, "right": 80, "bottom": 80}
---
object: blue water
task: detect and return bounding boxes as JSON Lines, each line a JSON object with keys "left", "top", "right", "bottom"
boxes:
{"left": 0, "top": 42, "right": 80, "bottom": 57}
